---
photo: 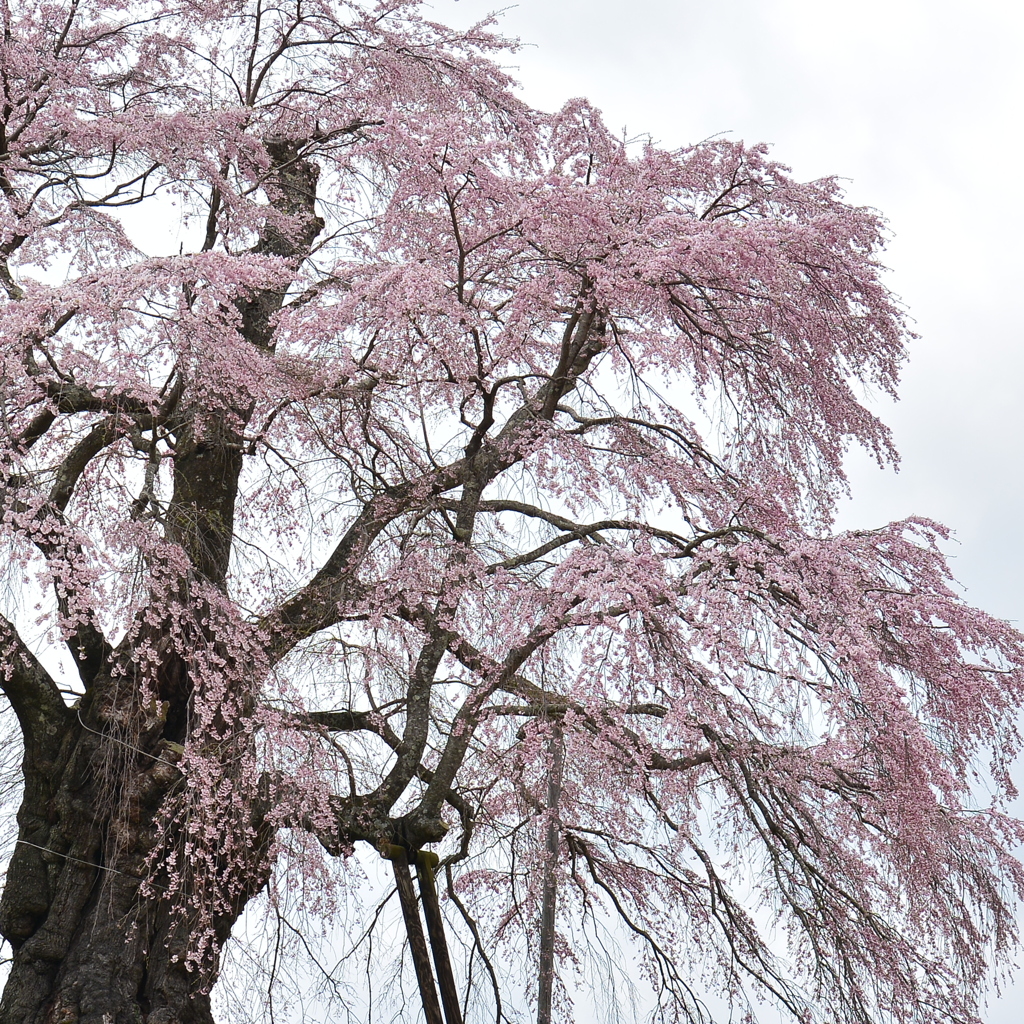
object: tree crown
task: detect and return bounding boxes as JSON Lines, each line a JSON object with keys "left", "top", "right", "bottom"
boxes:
{"left": 1, "top": 2, "right": 1022, "bottom": 1023}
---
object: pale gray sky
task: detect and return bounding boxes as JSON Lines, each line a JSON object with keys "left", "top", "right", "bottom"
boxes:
{"left": 434, "top": 1, "right": 1024, "bottom": 1019}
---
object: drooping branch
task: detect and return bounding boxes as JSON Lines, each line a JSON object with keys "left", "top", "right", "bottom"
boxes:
{"left": 0, "top": 427, "right": 121, "bottom": 684}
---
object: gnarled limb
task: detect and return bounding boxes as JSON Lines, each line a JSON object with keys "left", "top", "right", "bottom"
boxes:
{"left": 0, "top": 612, "right": 72, "bottom": 763}
{"left": 265, "top": 301, "right": 612, "bottom": 660}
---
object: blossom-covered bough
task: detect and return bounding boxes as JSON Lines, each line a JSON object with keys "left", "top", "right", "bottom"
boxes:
{"left": 1, "top": 1, "right": 1022, "bottom": 1022}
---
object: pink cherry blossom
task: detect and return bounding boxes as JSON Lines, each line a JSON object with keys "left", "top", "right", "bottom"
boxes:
{"left": 0, "top": 2, "right": 1021, "bottom": 1023}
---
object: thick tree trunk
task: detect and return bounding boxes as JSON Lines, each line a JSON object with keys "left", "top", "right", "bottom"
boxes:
{"left": 0, "top": 689, "right": 264, "bottom": 1024}
{"left": 0, "top": 136, "right": 321, "bottom": 1024}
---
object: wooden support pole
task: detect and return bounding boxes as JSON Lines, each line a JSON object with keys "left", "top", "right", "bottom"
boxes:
{"left": 537, "top": 720, "right": 565, "bottom": 1024}
{"left": 416, "top": 851, "right": 465, "bottom": 1024}
{"left": 384, "top": 844, "right": 445, "bottom": 1024}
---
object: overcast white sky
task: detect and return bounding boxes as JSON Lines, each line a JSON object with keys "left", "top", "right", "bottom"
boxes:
{"left": 434, "top": 1, "right": 1024, "bottom": 1019}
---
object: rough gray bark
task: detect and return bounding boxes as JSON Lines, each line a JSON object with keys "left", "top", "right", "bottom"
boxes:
{"left": 0, "top": 672, "right": 273, "bottom": 1024}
